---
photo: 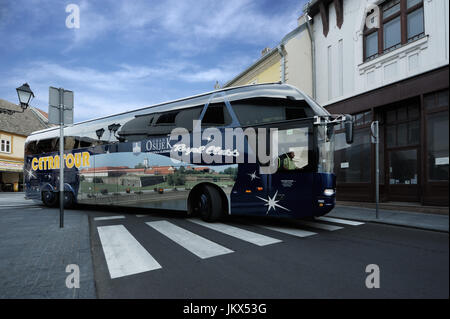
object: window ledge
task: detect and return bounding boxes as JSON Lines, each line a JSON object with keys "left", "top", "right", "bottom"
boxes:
{"left": 359, "top": 35, "right": 429, "bottom": 74}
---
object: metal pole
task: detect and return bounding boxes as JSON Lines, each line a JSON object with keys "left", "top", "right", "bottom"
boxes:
{"left": 59, "top": 88, "right": 64, "bottom": 228}
{"left": 374, "top": 121, "right": 380, "bottom": 219}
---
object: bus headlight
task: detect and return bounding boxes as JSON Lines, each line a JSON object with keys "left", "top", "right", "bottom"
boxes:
{"left": 323, "top": 189, "right": 335, "bottom": 196}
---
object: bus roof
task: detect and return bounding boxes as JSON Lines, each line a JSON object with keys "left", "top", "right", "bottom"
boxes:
{"left": 27, "top": 83, "right": 328, "bottom": 139}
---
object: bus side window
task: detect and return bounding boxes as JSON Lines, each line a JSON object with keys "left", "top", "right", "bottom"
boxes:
{"left": 36, "top": 138, "right": 58, "bottom": 154}
{"left": 285, "top": 100, "right": 313, "bottom": 120}
{"left": 232, "top": 98, "right": 314, "bottom": 126}
{"left": 155, "top": 111, "right": 179, "bottom": 125}
{"left": 77, "top": 137, "right": 94, "bottom": 149}
{"left": 201, "top": 103, "right": 232, "bottom": 128}
{"left": 175, "top": 107, "right": 202, "bottom": 131}
{"left": 146, "top": 107, "right": 203, "bottom": 134}
{"left": 25, "top": 141, "right": 38, "bottom": 155}
{"left": 147, "top": 111, "right": 178, "bottom": 135}
{"left": 286, "top": 107, "right": 307, "bottom": 120}
{"left": 64, "top": 136, "right": 77, "bottom": 150}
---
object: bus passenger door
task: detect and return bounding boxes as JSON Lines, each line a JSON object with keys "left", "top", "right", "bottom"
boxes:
{"left": 267, "top": 124, "right": 315, "bottom": 217}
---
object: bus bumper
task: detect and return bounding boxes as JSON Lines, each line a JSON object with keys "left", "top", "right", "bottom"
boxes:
{"left": 313, "top": 195, "right": 336, "bottom": 216}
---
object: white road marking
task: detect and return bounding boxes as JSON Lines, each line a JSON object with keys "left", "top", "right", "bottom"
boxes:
{"left": 316, "top": 216, "right": 364, "bottom": 226}
{"left": 189, "top": 219, "right": 282, "bottom": 246}
{"left": 259, "top": 225, "right": 317, "bottom": 238}
{"left": 94, "top": 215, "right": 126, "bottom": 221}
{"left": 97, "top": 225, "right": 161, "bottom": 279}
{"left": 146, "top": 220, "right": 233, "bottom": 259}
{"left": 296, "top": 220, "right": 343, "bottom": 231}
{"left": 136, "top": 215, "right": 147, "bottom": 218}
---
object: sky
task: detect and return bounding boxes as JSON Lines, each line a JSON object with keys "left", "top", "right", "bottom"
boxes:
{"left": 0, "top": 0, "right": 307, "bottom": 122}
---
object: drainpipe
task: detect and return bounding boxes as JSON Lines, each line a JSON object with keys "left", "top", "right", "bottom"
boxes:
{"left": 305, "top": 2, "right": 317, "bottom": 99}
{"left": 277, "top": 45, "right": 286, "bottom": 83}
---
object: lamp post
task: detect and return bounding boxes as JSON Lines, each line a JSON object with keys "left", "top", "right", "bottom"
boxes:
{"left": 0, "top": 83, "right": 34, "bottom": 115}
{"left": 16, "top": 83, "right": 35, "bottom": 110}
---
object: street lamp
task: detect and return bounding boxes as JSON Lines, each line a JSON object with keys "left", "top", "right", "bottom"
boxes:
{"left": 16, "top": 83, "right": 34, "bottom": 111}
{"left": 0, "top": 83, "right": 35, "bottom": 115}
{"left": 96, "top": 128, "right": 105, "bottom": 140}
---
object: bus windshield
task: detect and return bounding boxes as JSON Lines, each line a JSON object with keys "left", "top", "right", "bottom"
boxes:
{"left": 276, "top": 126, "right": 312, "bottom": 172}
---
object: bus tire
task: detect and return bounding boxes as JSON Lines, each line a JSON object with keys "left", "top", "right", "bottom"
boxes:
{"left": 64, "top": 191, "right": 75, "bottom": 209}
{"left": 42, "top": 191, "right": 57, "bottom": 207}
{"left": 198, "top": 185, "right": 223, "bottom": 222}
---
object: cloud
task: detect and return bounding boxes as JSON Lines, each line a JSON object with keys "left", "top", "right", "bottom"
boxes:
{"left": 60, "top": 0, "right": 300, "bottom": 52}
{"left": 0, "top": 0, "right": 306, "bottom": 122}
{"left": 0, "top": 56, "right": 253, "bottom": 121}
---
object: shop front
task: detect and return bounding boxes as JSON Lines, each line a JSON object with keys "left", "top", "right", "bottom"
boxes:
{"left": 327, "top": 66, "right": 449, "bottom": 206}
{"left": 0, "top": 159, "right": 24, "bottom": 192}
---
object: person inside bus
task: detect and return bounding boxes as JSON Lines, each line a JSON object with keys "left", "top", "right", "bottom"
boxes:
{"left": 278, "top": 151, "right": 297, "bottom": 171}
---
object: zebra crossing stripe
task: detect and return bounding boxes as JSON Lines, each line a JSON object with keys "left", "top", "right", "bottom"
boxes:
{"left": 146, "top": 220, "right": 233, "bottom": 259}
{"left": 296, "top": 220, "right": 343, "bottom": 231}
{"left": 94, "top": 215, "right": 125, "bottom": 221}
{"left": 316, "top": 216, "right": 364, "bottom": 226}
{"left": 189, "top": 219, "right": 282, "bottom": 246}
{"left": 259, "top": 225, "right": 317, "bottom": 238}
{"left": 97, "top": 225, "right": 161, "bottom": 279}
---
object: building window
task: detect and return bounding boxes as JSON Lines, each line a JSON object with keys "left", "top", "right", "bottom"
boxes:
{"left": 385, "top": 102, "right": 420, "bottom": 148}
{"left": 0, "top": 138, "right": 11, "bottom": 153}
{"left": 351, "top": 110, "right": 372, "bottom": 128}
{"left": 334, "top": 129, "right": 371, "bottom": 183}
{"left": 363, "top": 0, "right": 424, "bottom": 61}
{"left": 424, "top": 90, "right": 449, "bottom": 181}
{"left": 389, "top": 149, "right": 418, "bottom": 184}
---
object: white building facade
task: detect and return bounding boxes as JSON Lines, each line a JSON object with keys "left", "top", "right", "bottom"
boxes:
{"left": 305, "top": 0, "right": 449, "bottom": 205}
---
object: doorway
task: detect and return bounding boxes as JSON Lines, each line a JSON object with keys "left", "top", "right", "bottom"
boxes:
{"left": 384, "top": 99, "right": 421, "bottom": 202}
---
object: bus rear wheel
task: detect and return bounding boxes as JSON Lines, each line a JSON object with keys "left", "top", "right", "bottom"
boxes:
{"left": 42, "top": 191, "right": 57, "bottom": 207}
{"left": 196, "top": 185, "right": 223, "bottom": 222}
{"left": 63, "top": 191, "right": 75, "bottom": 209}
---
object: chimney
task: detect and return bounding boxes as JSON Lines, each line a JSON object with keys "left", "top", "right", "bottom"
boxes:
{"left": 261, "top": 47, "right": 271, "bottom": 56}
{"left": 297, "top": 14, "right": 307, "bottom": 26}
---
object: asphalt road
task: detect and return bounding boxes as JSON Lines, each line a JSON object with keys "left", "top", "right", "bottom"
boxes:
{"left": 86, "top": 207, "right": 449, "bottom": 299}
{"left": 0, "top": 193, "right": 447, "bottom": 299}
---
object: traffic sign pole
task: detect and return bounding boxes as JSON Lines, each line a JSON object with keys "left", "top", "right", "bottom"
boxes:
{"left": 371, "top": 121, "right": 379, "bottom": 219}
{"left": 49, "top": 86, "right": 73, "bottom": 229}
{"left": 59, "top": 88, "right": 64, "bottom": 228}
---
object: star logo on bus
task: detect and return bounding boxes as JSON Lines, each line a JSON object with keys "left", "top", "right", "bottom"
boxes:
{"left": 248, "top": 171, "right": 260, "bottom": 181}
{"left": 256, "top": 190, "right": 290, "bottom": 215}
{"left": 24, "top": 168, "right": 36, "bottom": 180}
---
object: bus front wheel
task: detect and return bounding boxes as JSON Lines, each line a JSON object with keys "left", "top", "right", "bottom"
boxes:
{"left": 196, "top": 185, "right": 223, "bottom": 222}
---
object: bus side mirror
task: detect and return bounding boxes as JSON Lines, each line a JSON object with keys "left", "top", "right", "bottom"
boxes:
{"left": 344, "top": 115, "right": 354, "bottom": 144}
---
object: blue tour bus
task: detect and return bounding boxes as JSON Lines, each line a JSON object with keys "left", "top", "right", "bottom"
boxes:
{"left": 24, "top": 83, "right": 353, "bottom": 221}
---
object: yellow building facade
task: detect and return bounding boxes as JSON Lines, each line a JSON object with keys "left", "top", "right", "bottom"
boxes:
{"left": 226, "top": 49, "right": 282, "bottom": 87}
{"left": 224, "top": 16, "right": 313, "bottom": 97}
{"left": 0, "top": 131, "right": 26, "bottom": 191}
{"left": 0, "top": 98, "right": 50, "bottom": 192}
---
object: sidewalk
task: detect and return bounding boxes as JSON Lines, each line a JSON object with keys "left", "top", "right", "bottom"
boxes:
{"left": 0, "top": 205, "right": 96, "bottom": 298}
{"left": 329, "top": 204, "right": 449, "bottom": 233}
{"left": 0, "top": 192, "right": 38, "bottom": 207}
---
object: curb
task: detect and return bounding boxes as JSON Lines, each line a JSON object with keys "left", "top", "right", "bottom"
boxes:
{"left": 0, "top": 204, "right": 42, "bottom": 208}
{"left": 329, "top": 214, "right": 449, "bottom": 233}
